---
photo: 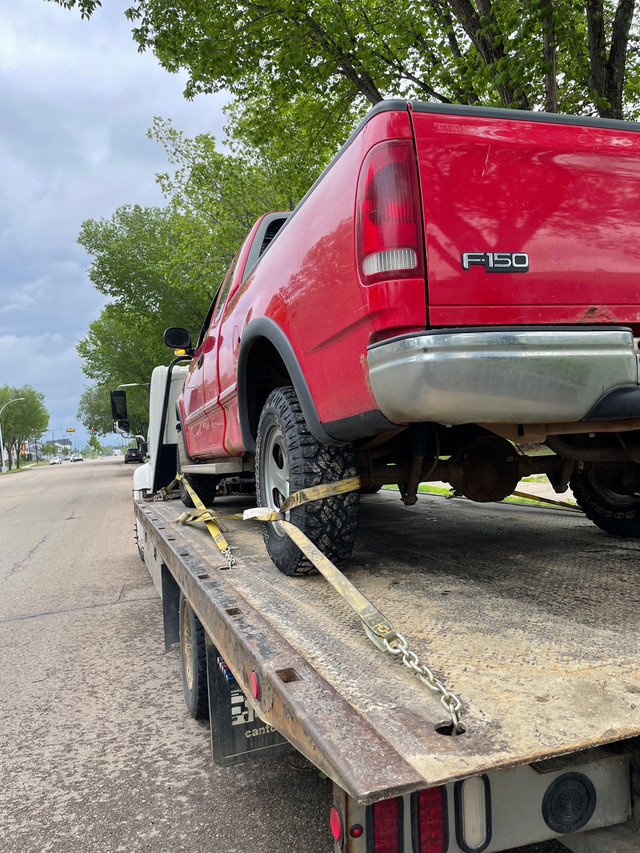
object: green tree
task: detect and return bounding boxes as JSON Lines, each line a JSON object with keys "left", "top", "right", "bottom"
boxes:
{"left": 76, "top": 125, "right": 308, "bottom": 397}
{"left": 87, "top": 434, "right": 104, "bottom": 455}
{"left": 77, "top": 382, "right": 150, "bottom": 438}
{"left": 50, "top": 0, "right": 640, "bottom": 131}
{"left": 0, "top": 386, "right": 49, "bottom": 471}
{"left": 128, "top": 0, "right": 640, "bottom": 120}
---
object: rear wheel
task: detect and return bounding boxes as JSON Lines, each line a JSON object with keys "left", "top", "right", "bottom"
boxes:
{"left": 570, "top": 466, "right": 640, "bottom": 537}
{"left": 255, "top": 386, "right": 360, "bottom": 575}
{"left": 179, "top": 591, "right": 209, "bottom": 720}
{"left": 176, "top": 447, "right": 220, "bottom": 508}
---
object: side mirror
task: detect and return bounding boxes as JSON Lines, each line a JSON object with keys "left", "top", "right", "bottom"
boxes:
{"left": 110, "top": 389, "right": 128, "bottom": 420}
{"left": 164, "top": 327, "right": 193, "bottom": 353}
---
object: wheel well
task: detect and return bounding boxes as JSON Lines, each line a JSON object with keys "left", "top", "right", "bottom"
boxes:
{"left": 245, "top": 338, "right": 291, "bottom": 443}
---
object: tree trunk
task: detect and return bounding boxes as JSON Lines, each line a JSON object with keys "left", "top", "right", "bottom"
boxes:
{"left": 585, "top": 0, "right": 636, "bottom": 119}
{"left": 542, "top": 4, "right": 558, "bottom": 112}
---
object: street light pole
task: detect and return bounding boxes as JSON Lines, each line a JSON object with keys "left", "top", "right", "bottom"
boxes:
{"left": 0, "top": 397, "right": 25, "bottom": 474}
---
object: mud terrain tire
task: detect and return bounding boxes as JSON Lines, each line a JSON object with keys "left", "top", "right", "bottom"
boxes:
{"left": 570, "top": 467, "right": 640, "bottom": 538}
{"left": 256, "top": 387, "right": 360, "bottom": 575}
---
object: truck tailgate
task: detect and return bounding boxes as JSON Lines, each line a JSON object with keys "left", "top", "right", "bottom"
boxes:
{"left": 411, "top": 105, "right": 640, "bottom": 327}
{"left": 135, "top": 490, "right": 640, "bottom": 803}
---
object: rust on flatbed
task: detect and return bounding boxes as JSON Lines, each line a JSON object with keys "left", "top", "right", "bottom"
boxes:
{"left": 135, "top": 490, "right": 640, "bottom": 804}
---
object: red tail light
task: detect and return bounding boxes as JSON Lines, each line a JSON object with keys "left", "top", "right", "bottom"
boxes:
{"left": 357, "top": 141, "right": 423, "bottom": 284}
{"left": 370, "top": 797, "right": 402, "bottom": 853}
{"left": 412, "top": 787, "right": 447, "bottom": 853}
{"left": 330, "top": 803, "right": 344, "bottom": 844}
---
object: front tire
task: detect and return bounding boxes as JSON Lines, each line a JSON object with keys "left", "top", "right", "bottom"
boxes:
{"left": 570, "top": 466, "right": 640, "bottom": 537}
{"left": 255, "top": 387, "right": 360, "bottom": 575}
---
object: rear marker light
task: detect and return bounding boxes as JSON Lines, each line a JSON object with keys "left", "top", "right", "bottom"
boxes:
{"left": 250, "top": 670, "right": 260, "bottom": 700}
{"left": 455, "top": 776, "right": 491, "bottom": 853}
{"left": 367, "top": 797, "right": 403, "bottom": 853}
{"left": 330, "top": 804, "right": 344, "bottom": 844}
{"left": 411, "top": 787, "right": 448, "bottom": 853}
{"left": 350, "top": 824, "right": 364, "bottom": 838}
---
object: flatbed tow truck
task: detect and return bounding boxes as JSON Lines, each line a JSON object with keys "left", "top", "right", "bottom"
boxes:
{"left": 123, "top": 365, "right": 640, "bottom": 853}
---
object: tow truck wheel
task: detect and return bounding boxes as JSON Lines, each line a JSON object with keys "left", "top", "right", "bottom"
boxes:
{"left": 176, "top": 448, "right": 220, "bottom": 508}
{"left": 570, "top": 467, "right": 640, "bottom": 537}
{"left": 179, "top": 591, "right": 209, "bottom": 720}
{"left": 256, "top": 386, "right": 360, "bottom": 575}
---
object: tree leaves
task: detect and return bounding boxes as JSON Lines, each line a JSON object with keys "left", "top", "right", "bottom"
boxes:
{"left": 0, "top": 385, "right": 49, "bottom": 470}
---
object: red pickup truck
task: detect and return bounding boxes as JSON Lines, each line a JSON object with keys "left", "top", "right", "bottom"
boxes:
{"left": 165, "top": 100, "right": 640, "bottom": 575}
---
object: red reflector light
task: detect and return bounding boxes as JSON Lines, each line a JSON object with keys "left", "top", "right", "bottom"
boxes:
{"left": 250, "top": 670, "right": 260, "bottom": 700}
{"left": 372, "top": 797, "right": 401, "bottom": 853}
{"left": 412, "top": 787, "right": 447, "bottom": 853}
{"left": 350, "top": 824, "right": 364, "bottom": 838}
{"left": 357, "top": 141, "right": 423, "bottom": 284}
{"left": 330, "top": 804, "right": 344, "bottom": 843}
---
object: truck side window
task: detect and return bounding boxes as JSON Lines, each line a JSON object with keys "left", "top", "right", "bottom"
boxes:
{"left": 193, "top": 253, "right": 240, "bottom": 350}
{"left": 214, "top": 253, "right": 240, "bottom": 322}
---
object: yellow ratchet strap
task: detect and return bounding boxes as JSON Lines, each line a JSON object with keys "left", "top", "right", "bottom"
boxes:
{"left": 244, "top": 476, "right": 465, "bottom": 732}
{"left": 175, "top": 473, "right": 232, "bottom": 558}
{"left": 511, "top": 490, "right": 582, "bottom": 512}
{"left": 243, "top": 476, "right": 397, "bottom": 650}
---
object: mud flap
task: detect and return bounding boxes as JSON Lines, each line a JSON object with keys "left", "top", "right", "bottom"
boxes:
{"left": 205, "top": 634, "right": 292, "bottom": 766}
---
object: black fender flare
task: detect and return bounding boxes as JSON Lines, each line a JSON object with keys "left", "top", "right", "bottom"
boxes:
{"left": 237, "top": 317, "right": 346, "bottom": 451}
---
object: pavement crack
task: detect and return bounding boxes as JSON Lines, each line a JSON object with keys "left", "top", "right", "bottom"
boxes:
{"left": 0, "top": 595, "right": 159, "bottom": 625}
{"left": 9, "top": 534, "right": 49, "bottom": 575}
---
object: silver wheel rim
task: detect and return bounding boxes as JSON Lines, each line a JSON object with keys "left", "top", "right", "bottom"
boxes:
{"left": 262, "top": 421, "right": 290, "bottom": 537}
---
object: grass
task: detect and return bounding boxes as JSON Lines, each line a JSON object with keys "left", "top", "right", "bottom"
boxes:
{"left": 383, "top": 482, "right": 578, "bottom": 508}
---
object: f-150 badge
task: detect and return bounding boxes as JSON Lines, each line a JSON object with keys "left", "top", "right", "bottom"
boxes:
{"left": 462, "top": 252, "right": 529, "bottom": 272}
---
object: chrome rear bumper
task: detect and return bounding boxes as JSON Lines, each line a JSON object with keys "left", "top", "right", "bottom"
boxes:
{"left": 367, "top": 328, "right": 639, "bottom": 425}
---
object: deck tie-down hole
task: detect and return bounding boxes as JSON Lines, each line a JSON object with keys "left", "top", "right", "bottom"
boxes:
{"left": 435, "top": 721, "right": 466, "bottom": 737}
{"left": 197, "top": 573, "right": 211, "bottom": 580}
{"left": 226, "top": 607, "right": 242, "bottom": 616}
{"left": 276, "top": 668, "right": 300, "bottom": 684}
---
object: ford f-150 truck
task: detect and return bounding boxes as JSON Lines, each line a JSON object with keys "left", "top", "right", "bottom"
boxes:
{"left": 164, "top": 100, "right": 640, "bottom": 575}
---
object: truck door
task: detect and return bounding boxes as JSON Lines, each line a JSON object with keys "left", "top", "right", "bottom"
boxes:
{"left": 180, "top": 299, "right": 217, "bottom": 457}
{"left": 200, "top": 254, "right": 241, "bottom": 457}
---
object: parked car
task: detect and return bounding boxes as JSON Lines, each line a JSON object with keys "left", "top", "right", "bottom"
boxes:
{"left": 124, "top": 448, "right": 144, "bottom": 464}
{"left": 49, "top": 457, "right": 62, "bottom": 465}
{"left": 70, "top": 454, "right": 84, "bottom": 462}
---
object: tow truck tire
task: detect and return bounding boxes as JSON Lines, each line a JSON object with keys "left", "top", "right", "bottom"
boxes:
{"left": 179, "top": 591, "right": 209, "bottom": 720}
{"left": 176, "top": 448, "right": 220, "bottom": 508}
{"left": 256, "top": 386, "right": 360, "bottom": 575}
{"left": 570, "top": 467, "right": 640, "bottom": 537}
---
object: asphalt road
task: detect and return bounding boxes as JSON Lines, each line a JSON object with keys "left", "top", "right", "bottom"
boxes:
{"left": 0, "top": 458, "right": 565, "bottom": 853}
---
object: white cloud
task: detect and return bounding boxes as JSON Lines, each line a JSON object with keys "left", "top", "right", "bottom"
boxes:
{"left": 0, "top": 0, "right": 226, "bottom": 445}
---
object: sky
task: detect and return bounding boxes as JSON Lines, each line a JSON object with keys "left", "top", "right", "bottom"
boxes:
{"left": 0, "top": 0, "right": 225, "bottom": 448}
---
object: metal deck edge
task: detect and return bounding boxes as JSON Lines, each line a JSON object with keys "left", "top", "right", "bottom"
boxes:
{"left": 135, "top": 500, "right": 424, "bottom": 803}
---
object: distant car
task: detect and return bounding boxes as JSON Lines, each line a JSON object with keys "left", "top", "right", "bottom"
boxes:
{"left": 124, "top": 448, "right": 144, "bottom": 463}
{"left": 70, "top": 454, "right": 84, "bottom": 462}
{"left": 49, "top": 457, "right": 62, "bottom": 465}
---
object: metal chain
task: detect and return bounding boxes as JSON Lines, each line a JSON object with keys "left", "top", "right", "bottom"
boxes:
{"left": 383, "top": 632, "right": 464, "bottom": 733}
{"left": 222, "top": 546, "right": 236, "bottom": 570}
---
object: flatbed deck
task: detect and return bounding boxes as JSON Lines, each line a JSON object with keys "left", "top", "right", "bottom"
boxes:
{"left": 134, "top": 490, "right": 640, "bottom": 804}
